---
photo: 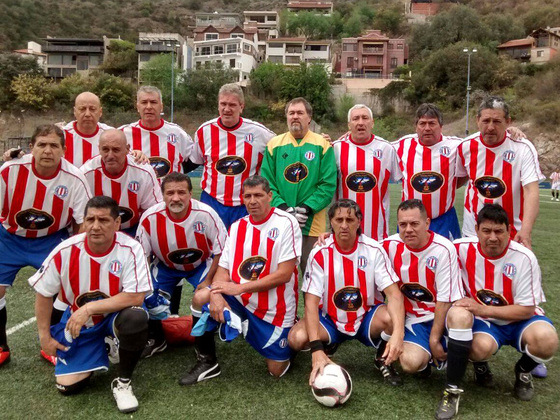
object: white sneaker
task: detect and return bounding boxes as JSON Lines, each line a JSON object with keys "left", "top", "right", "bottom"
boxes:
{"left": 105, "top": 336, "right": 120, "bottom": 364}
{"left": 552, "top": 197, "right": 555, "bottom": 201}
{"left": 112, "top": 378, "right": 138, "bottom": 413}
{"left": 556, "top": 198, "right": 559, "bottom": 202}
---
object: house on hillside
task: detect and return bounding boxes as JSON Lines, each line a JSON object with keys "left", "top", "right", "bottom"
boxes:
{"left": 195, "top": 12, "right": 243, "bottom": 28}
{"left": 287, "top": 1, "right": 334, "bottom": 16}
{"left": 265, "top": 37, "right": 333, "bottom": 72}
{"left": 136, "top": 33, "right": 192, "bottom": 82}
{"left": 243, "top": 11, "right": 280, "bottom": 58}
{"left": 498, "top": 28, "right": 560, "bottom": 64}
{"left": 13, "top": 41, "right": 47, "bottom": 71}
{"left": 497, "top": 38, "right": 534, "bottom": 63}
{"left": 405, "top": 0, "right": 459, "bottom": 22}
{"left": 42, "top": 37, "right": 106, "bottom": 79}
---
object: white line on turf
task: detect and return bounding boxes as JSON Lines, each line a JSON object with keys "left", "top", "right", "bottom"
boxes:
{"left": 7, "top": 316, "right": 36, "bottom": 336}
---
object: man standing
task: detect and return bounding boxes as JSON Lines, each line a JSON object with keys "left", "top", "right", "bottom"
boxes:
{"left": 136, "top": 172, "right": 227, "bottom": 358}
{"left": 551, "top": 170, "right": 560, "bottom": 201}
{"left": 80, "top": 129, "right": 162, "bottom": 236}
{"left": 454, "top": 204, "right": 558, "bottom": 402}
{"left": 384, "top": 199, "right": 473, "bottom": 419}
{"left": 333, "top": 104, "right": 401, "bottom": 240}
{"left": 288, "top": 199, "right": 404, "bottom": 386}
{"left": 261, "top": 97, "right": 337, "bottom": 270}
{"left": 457, "top": 96, "right": 544, "bottom": 248}
{"left": 188, "top": 83, "right": 276, "bottom": 229}
{"left": 29, "top": 196, "right": 152, "bottom": 413}
{"left": 0, "top": 124, "right": 91, "bottom": 366}
{"left": 180, "top": 176, "right": 301, "bottom": 384}
{"left": 121, "top": 86, "right": 193, "bottom": 180}
{"left": 394, "top": 104, "right": 463, "bottom": 240}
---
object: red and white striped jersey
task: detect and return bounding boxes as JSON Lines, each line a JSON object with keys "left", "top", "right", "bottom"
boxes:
{"left": 303, "top": 234, "right": 399, "bottom": 335}
{"left": 80, "top": 155, "right": 162, "bottom": 230}
{"left": 394, "top": 134, "right": 463, "bottom": 220}
{"left": 191, "top": 117, "right": 276, "bottom": 206}
{"left": 218, "top": 208, "right": 301, "bottom": 328}
{"left": 333, "top": 134, "right": 402, "bottom": 240}
{"left": 454, "top": 236, "right": 545, "bottom": 325}
{"left": 28, "top": 231, "right": 152, "bottom": 326}
{"left": 1, "top": 155, "right": 91, "bottom": 237}
{"left": 383, "top": 232, "right": 463, "bottom": 324}
{"left": 551, "top": 172, "right": 560, "bottom": 186}
{"left": 457, "top": 133, "right": 545, "bottom": 237}
{"left": 120, "top": 119, "right": 193, "bottom": 179}
{"left": 137, "top": 199, "right": 227, "bottom": 272}
{"left": 63, "top": 121, "right": 113, "bottom": 167}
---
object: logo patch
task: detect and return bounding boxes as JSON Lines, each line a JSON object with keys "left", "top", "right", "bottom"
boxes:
{"left": 54, "top": 185, "right": 68, "bottom": 199}
{"left": 346, "top": 171, "right": 377, "bottom": 193}
{"left": 411, "top": 171, "right": 445, "bottom": 194}
{"left": 476, "top": 289, "right": 508, "bottom": 306}
{"left": 279, "top": 338, "right": 288, "bottom": 348}
{"left": 400, "top": 283, "right": 434, "bottom": 302}
{"left": 193, "top": 221, "right": 206, "bottom": 234}
{"left": 426, "top": 256, "right": 439, "bottom": 271}
{"left": 149, "top": 157, "right": 171, "bottom": 178}
{"left": 304, "top": 151, "right": 315, "bottom": 161}
{"left": 284, "top": 162, "right": 308, "bottom": 183}
{"left": 168, "top": 248, "right": 204, "bottom": 265}
{"left": 118, "top": 207, "right": 134, "bottom": 224}
{"left": 75, "top": 290, "right": 110, "bottom": 307}
{"left": 439, "top": 146, "right": 451, "bottom": 157}
{"left": 333, "top": 287, "right": 363, "bottom": 312}
{"left": 215, "top": 156, "right": 247, "bottom": 176}
{"left": 372, "top": 149, "right": 383, "bottom": 159}
{"left": 474, "top": 176, "right": 507, "bottom": 199}
{"left": 109, "top": 260, "right": 123, "bottom": 275}
{"left": 128, "top": 181, "right": 140, "bottom": 193}
{"left": 167, "top": 133, "right": 177, "bottom": 144}
{"left": 15, "top": 209, "right": 55, "bottom": 230}
{"left": 502, "top": 263, "right": 517, "bottom": 279}
{"left": 268, "top": 227, "right": 279, "bottom": 240}
{"left": 503, "top": 150, "right": 515, "bottom": 163}
{"left": 244, "top": 133, "right": 254, "bottom": 144}
{"left": 357, "top": 255, "right": 368, "bottom": 270}
{"left": 238, "top": 256, "right": 267, "bottom": 281}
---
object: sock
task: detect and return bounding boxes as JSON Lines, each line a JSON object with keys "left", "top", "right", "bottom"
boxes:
{"left": 169, "top": 284, "right": 183, "bottom": 315}
{"left": 192, "top": 315, "right": 217, "bottom": 360}
{"left": 516, "top": 353, "right": 539, "bottom": 373}
{"left": 51, "top": 308, "right": 64, "bottom": 326}
{"left": 0, "top": 306, "right": 7, "bottom": 349}
{"left": 148, "top": 319, "right": 165, "bottom": 342}
{"left": 446, "top": 337, "right": 472, "bottom": 388}
{"left": 118, "top": 348, "right": 142, "bottom": 379}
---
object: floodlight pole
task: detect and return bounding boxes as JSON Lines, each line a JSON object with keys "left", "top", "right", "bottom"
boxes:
{"left": 463, "top": 48, "right": 477, "bottom": 137}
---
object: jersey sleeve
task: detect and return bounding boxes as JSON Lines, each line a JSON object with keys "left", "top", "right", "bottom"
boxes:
{"left": 190, "top": 128, "right": 205, "bottom": 165}
{"left": 206, "top": 207, "right": 228, "bottom": 255}
{"left": 372, "top": 246, "right": 400, "bottom": 292}
{"left": 140, "top": 165, "right": 163, "bottom": 210}
{"left": 512, "top": 252, "right": 544, "bottom": 306}
{"left": 120, "top": 242, "right": 152, "bottom": 294}
{"left": 135, "top": 216, "right": 153, "bottom": 257}
{"left": 278, "top": 214, "right": 302, "bottom": 263}
{"left": 301, "top": 248, "right": 325, "bottom": 299}
{"left": 388, "top": 145, "right": 403, "bottom": 182}
{"left": 28, "top": 247, "right": 63, "bottom": 297}
{"left": 435, "top": 244, "right": 464, "bottom": 303}
{"left": 71, "top": 172, "right": 92, "bottom": 224}
{"left": 217, "top": 235, "right": 232, "bottom": 271}
{"left": 455, "top": 143, "right": 468, "bottom": 177}
{"left": 520, "top": 141, "right": 545, "bottom": 186}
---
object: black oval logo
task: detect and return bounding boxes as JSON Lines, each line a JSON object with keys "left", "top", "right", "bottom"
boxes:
{"left": 168, "top": 248, "right": 204, "bottom": 265}
{"left": 215, "top": 156, "right": 247, "bottom": 176}
{"left": 333, "top": 287, "right": 363, "bottom": 312}
{"left": 118, "top": 207, "right": 134, "bottom": 224}
{"left": 149, "top": 157, "right": 171, "bottom": 178}
{"left": 346, "top": 171, "right": 377, "bottom": 193}
{"left": 75, "top": 290, "right": 109, "bottom": 307}
{"left": 15, "top": 209, "right": 55, "bottom": 230}
{"left": 411, "top": 171, "right": 445, "bottom": 194}
{"left": 400, "top": 283, "right": 435, "bottom": 303}
{"left": 284, "top": 162, "right": 308, "bottom": 183}
{"left": 476, "top": 289, "right": 508, "bottom": 306}
{"left": 474, "top": 176, "right": 507, "bottom": 199}
{"left": 238, "top": 256, "right": 267, "bottom": 281}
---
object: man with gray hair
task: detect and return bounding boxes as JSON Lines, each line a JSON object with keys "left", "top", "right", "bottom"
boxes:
{"left": 456, "top": 96, "right": 544, "bottom": 249}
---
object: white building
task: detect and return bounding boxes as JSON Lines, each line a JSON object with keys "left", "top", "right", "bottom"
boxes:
{"left": 266, "top": 38, "right": 333, "bottom": 72}
{"left": 136, "top": 33, "right": 192, "bottom": 81}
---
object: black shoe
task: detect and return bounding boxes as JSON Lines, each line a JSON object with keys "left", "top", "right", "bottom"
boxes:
{"left": 141, "top": 338, "right": 167, "bottom": 359}
{"left": 375, "top": 358, "right": 403, "bottom": 386}
{"left": 179, "top": 355, "right": 221, "bottom": 386}
{"left": 473, "top": 361, "right": 494, "bottom": 387}
{"left": 435, "top": 388, "right": 463, "bottom": 420}
{"left": 418, "top": 364, "right": 432, "bottom": 379}
{"left": 514, "top": 368, "right": 534, "bottom": 401}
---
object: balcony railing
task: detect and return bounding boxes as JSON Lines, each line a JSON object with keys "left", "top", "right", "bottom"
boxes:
{"left": 43, "top": 45, "right": 104, "bottom": 53}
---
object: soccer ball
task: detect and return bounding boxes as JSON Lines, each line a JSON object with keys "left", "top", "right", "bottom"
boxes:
{"left": 311, "top": 364, "right": 352, "bottom": 407}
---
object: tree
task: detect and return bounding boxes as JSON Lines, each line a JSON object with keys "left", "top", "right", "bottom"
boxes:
{"left": 249, "top": 62, "right": 286, "bottom": 100}
{"left": 100, "top": 39, "right": 138, "bottom": 78}
{"left": 11, "top": 74, "right": 53, "bottom": 111}
{"left": 140, "top": 53, "right": 176, "bottom": 104}
{"left": 0, "top": 54, "right": 44, "bottom": 109}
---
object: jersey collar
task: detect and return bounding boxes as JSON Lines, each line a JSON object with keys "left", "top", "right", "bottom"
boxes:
{"left": 334, "top": 234, "right": 359, "bottom": 255}
{"left": 165, "top": 201, "right": 192, "bottom": 223}
{"left": 477, "top": 239, "right": 510, "bottom": 260}
{"left": 249, "top": 207, "right": 274, "bottom": 225}
{"left": 139, "top": 119, "right": 165, "bottom": 131}
{"left": 217, "top": 117, "right": 243, "bottom": 131}
{"left": 73, "top": 121, "right": 100, "bottom": 138}
{"left": 479, "top": 132, "right": 507, "bottom": 148}
{"left": 101, "top": 157, "right": 128, "bottom": 179}
{"left": 85, "top": 233, "right": 117, "bottom": 257}
{"left": 349, "top": 133, "right": 375, "bottom": 146}
{"left": 31, "top": 157, "right": 61, "bottom": 180}
{"left": 404, "top": 231, "right": 434, "bottom": 252}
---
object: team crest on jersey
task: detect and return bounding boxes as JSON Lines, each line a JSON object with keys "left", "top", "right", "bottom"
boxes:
{"left": 128, "top": 181, "right": 140, "bottom": 193}
{"left": 333, "top": 287, "right": 363, "bottom": 312}
{"left": 118, "top": 207, "right": 134, "bottom": 224}
{"left": 474, "top": 176, "right": 507, "bottom": 199}
{"left": 502, "top": 263, "right": 517, "bottom": 279}
{"left": 304, "top": 151, "right": 315, "bottom": 161}
{"left": 476, "top": 289, "right": 508, "bottom": 306}
{"left": 238, "top": 256, "right": 267, "bottom": 281}
{"left": 411, "top": 171, "right": 444, "bottom": 194}
{"left": 75, "top": 290, "right": 110, "bottom": 307}
{"left": 503, "top": 150, "right": 516, "bottom": 163}
{"left": 109, "top": 260, "right": 123, "bottom": 275}
{"left": 400, "top": 283, "right": 434, "bottom": 302}
{"left": 284, "top": 162, "right": 308, "bottom": 183}
{"left": 439, "top": 146, "right": 451, "bottom": 157}
{"left": 168, "top": 248, "right": 204, "bottom": 265}
{"left": 244, "top": 133, "right": 254, "bottom": 144}
{"left": 15, "top": 209, "right": 55, "bottom": 230}
{"left": 346, "top": 171, "right": 377, "bottom": 193}
{"left": 54, "top": 185, "right": 68, "bottom": 199}
{"left": 167, "top": 133, "right": 177, "bottom": 145}
{"left": 426, "top": 256, "right": 439, "bottom": 271}
{"left": 267, "top": 227, "right": 279, "bottom": 240}
{"left": 149, "top": 157, "right": 171, "bottom": 179}
{"left": 357, "top": 256, "right": 368, "bottom": 270}
{"left": 372, "top": 149, "right": 383, "bottom": 159}
{"left": 193, "top": 222, "right": 206, "bottom": 234}
{"left": 215, "top": 156, "right": 247, "bottom": 176}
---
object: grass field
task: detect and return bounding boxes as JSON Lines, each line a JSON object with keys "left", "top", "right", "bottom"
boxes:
{"left": 0, "top": 182, "right": 559, "bottom": 419}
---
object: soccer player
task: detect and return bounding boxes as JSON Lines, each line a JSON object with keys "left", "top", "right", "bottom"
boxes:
{"left": 332, "top": 104, "right": 401, "bottom": 241}
{"left": 179, "top": 176, "right": 301, "bottom": 384}
{"left": 260, "top": 97, "right": 337, "bottom": 270}
{"left": 454, "top": 204, "right": 558, "bottom": 402}
{"left": 551, "top": 170, "right": 560, "bottom": 201}
{"left": 135, "top": 172, "right": 227, "bottom": 358}
{"left": 289, "top": 199, "right": 405, "bottom": 386}
{"left": 393, "top": 104, "right": 463, "bottom": 240}
{"left": 120, "top": 86, "right": 193, "bottom": 180}
{"left": 0, "top": 124, "right": 91, "bottom": 366}
{"left": 29, "top": 196, "right": 152, "bottom": 413}
{"left": 188, "top": 83, "right": 276, "bottom": 229}
{"left": 80, "top": 129, "right": 162, "bottom": 236}
{"left": 383, "top": 199, "right": 473, "bottom": 419}
{"left": 457, "top": 96, "right": 544, "bottom": 249}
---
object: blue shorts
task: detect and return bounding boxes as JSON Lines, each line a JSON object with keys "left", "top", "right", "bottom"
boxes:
{"left": 223, "top": 295, "right": 292, "bottom": 362}
{"left": 429, "top": 207, "right": 461, "bottom": 241}
{"left": 51, "top": 308, "right": 118, "bottom": 377}
{"left": 200, "top": 191, "right": 247, "bottom": 230}
{"left": 473, "top": 315, "right": 554, "bottom": 353}
{"left": 151, "top": 259, "right": 210, "bottom": 295}
{"left": 404, "top": 320, "right": 448, "bottom": 356}
{"left": 0, "top": 225, "right": 69, "bottom": 287}
{"left": 319, "top": 304, "right": 383, "bottom": 348}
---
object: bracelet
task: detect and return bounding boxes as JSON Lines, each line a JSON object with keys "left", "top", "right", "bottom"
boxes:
{"left": 309, "top": 340, "right": 324, "bottom": 353}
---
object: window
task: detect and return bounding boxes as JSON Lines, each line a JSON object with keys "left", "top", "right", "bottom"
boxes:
{"left": 231, "top": 34, "right": 244, "bottom": 39}
{"left": 214, "top": 45, "right": 224, "bottom": 54}
{"left": 397, "top": 43, "right": 404, "bottom": 49}
{"left": 391, "top": 57, "right": 398, "bottom": 68}
{"left": 306, "top": 45, "right": 327, "bottom": 51}
{"left": 227, "top": 44, "right": 238, "bottom": 54}
{"left": 268, "top": 42, "right": 283, "bottom": 48}
{"left": 230, "top": 59, "right": 236, "bottom": 68}
{"left": 537, "top": 50, "right": 544, "bottom": 57}
{"left": 268, "top": 55, "right": 283, "bottom": 63}
{"left": 346, "top": 57, "right": 354, "bottom": 67}
{"left": 77, "top": 59, "right": 89, "bottom": 71}
{"left": 244, "top": 44, "right": 251, "bottom": 52}
{"left": 376, "top": 56, "right": 383, "bottom": 64}
{"left": 89, "top": 55, "right": 101, "bottom": 67}
{"left": 139, "top": 53, "right": 151, "bottom": 62}
{"left": 343, "top": 43, "right": 357, "bottom": 52}
{"left": 205, "top": 33, "right": 219, "bottom": 41}
{"left": 48, "top": 54, "right": 62, "bottom": 65}
{"left": 362, "top": 57, "right": 368, "bottom": 64}
{"left": 62, "top": 68, "right": 76, "bottom": 77}
{"left": 200, "top": 46, "right": 211, "bottom": 56}
{"left": 48, "top": 67, "right": 62, "bottom": 77}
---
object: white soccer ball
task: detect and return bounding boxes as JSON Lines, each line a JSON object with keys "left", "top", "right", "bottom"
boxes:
{"left": 311, "top": 364, "right": 352, "bottom": 407}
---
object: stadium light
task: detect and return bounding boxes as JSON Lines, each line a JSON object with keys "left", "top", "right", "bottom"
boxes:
{"left": 463, "top": 48, "right": 477, "bottom": 136}
{"left": 167, "top": 43, "right": 180, "bottom": 123}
